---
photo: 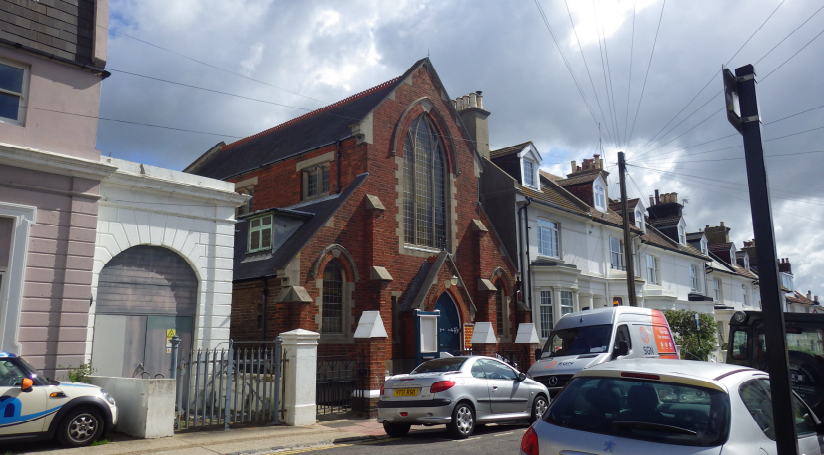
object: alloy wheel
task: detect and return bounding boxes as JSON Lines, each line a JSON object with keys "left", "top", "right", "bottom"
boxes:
{"left": 67, "top": 413, "right": 98, "bottom": 444}
{"left": 455, "top": 405, "right": 473, "bottom": 434}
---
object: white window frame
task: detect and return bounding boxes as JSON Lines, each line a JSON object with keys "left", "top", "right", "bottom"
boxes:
{"left": 0, "top": 204, "right": 36, "bottom": 353}
{"left": 248, "top": 214, "right": 273, "bottom": 253}
{"left": 646, "top": 254, "right": 659, "bottom": 285}
{"left": 678, "top": 224, "right": 686, "bottom": 246}
{"left": 713, "top": 277, "right": 722, "bottom": 302}
{"left": 523, "top": 159, "right": 536, "bottom": 187}
{"left": 743, "top": 255, "right": 750, "bottom": 271}
{"left": 635, "top": 208, "right": 645, "bottom": 231}
{"left": 560, "top": 290, "right": 574, "bottom": 315}
{"left": 536, "top": 218, "right": 560, "bottom": 258}
{"left": 594, "top": 184, "right": 606, "bottom": 212}
{"left": 742, "top": 284, "right": 749, "bottom": 307}
{"left": 689, "top": 264, "right": 701, "bottom": 292}
{"left": 303, "top": 165, "right": 330, "bottom": 200}
{"left": 539, "top": 290, "right": 553, "bottom": 338}
{"left": 700, "top": 238, "right": 708, "bottom": 255}
{"left": 610, "top": 237, "right": 624, "bottom": 270}
{"left": 781, "top": 272, "right": 794, "bottom": 291}
{"left": 0, "top": 58, "right": 29, "bottom": 126}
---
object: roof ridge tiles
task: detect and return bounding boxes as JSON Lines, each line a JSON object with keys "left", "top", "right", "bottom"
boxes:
{"left": 223, "top": 77, "right": 402, "bottom": 151}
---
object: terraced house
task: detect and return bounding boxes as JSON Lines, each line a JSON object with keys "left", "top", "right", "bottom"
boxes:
{"left": 185, "top": 59, "right": 522, "bottom": 403}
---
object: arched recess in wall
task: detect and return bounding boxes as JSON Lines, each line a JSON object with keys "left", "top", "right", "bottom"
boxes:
{"left": 309, "top": 244, "right": 360, "bottom": 282}
{"left": 391, "top": 97, "right": 460, "bottom": 175}
{"left": 91, "top": 245, "right": 197, "bottom": 379}
{"left": 490, "top": 266, "right": 512, "bottom": 340}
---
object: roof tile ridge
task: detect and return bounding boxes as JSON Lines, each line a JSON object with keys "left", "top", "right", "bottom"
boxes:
{"left": 224, "top": 76, "right": 401, "bottom": 150}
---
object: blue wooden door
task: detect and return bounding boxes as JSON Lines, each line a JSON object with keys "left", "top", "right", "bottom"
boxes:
{"left": 435, "top": 293, "right": 461, "bottom": 355}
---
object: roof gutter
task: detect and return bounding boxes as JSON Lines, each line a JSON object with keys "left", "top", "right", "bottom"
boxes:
{"left": 0, "top": 38, "right": 110, "bottom": 79}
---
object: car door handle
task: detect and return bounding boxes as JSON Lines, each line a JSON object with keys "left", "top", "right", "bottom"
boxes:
{"left": 492, "top": 385, "right": 498, "bottom": 390}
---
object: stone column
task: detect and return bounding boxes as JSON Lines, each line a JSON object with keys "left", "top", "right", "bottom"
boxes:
{"left": 471, "top": 321, "right": 497, "bottom": 357}
{"left": 353, "top": 310, "right": 388, "bottom": 418}
{"left": 279, "top": 329, "right": 320, "bottom": 425}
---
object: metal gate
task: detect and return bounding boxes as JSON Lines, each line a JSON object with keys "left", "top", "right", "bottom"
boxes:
{"left": 172, "top": 339, "right": 283, "bottom": 430}
{"left": 316, "top": 351, "right": 367, "bottom": 415}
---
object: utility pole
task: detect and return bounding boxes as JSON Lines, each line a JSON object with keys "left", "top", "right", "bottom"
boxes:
{"left": 617, "top": 151, "right": 637, "bottom": 306}
{"left": 724, "top": 64, "right": 798, "bottom": 455}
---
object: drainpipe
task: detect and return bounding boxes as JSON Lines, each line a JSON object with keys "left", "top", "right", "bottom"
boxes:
{"left": 517, "top": 197, "right": 533, "bottom": 322}
{"left": 261, "top": 278, "right": 268, "bottom": 341}
{"left": 336, "top": 140, "right": 342, "bottom": 194}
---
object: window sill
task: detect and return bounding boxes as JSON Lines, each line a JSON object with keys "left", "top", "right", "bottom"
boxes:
{"left": 404, "top": 245, "right": 441, "bottom": 253}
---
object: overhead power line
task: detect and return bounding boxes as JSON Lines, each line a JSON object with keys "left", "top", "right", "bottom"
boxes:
{"left": 100, "top": 24, "right": 325, "bottom": 104}
{"left": 628, "top": 0, "right": 789, "bottom": 158}
{"left": 625, "top": 0, "right": 666, "bottom": 150}
{"left": 533, "top": 0, "right": 615, "bottom": 148}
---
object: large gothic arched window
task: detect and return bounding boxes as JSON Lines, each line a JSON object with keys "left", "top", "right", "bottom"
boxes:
{"left": 403, "top": 116, "right": 447, "bottom": 249}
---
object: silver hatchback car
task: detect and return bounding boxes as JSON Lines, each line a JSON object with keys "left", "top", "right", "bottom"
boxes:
{"left": 378, "top": 356, "right": 550, "bottom": 439}
{"left": 521, "top": 359, "right": 823, "bottom": 455}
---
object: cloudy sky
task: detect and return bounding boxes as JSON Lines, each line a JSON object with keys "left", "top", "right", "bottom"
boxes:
{"left": 97, "top": 0, "right": 824, "bottom": 297}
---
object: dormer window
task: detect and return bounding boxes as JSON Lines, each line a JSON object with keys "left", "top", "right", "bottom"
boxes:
{"left": 594, "top": 184, "right": 606, "bottom": 212}
{"left": 678, "top": 225, "right": 686, "bottom": 245}
{"left": 743, "top": 255, "right": 750, "bottom": 271}
{"left": 700, "top": 237, "right": 708, "bottom": 255}
{"left": 523, "top": 159, "right": 535, "bottom": 187}
{"left": 634, "top": 208, "right": 644, "bottom": 231}
{"left": 248, "top": 214, "right": 273, "bottom": 253}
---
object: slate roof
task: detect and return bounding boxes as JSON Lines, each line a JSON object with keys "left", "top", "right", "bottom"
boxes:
{"left": 640, "top": 224, "right": 708, "bottom": 260}
{"left": 189, "top": 59, "right": 428, "bottom": 180}
{"left": 539, "top": 170, "right": 564, "bottom": 183}
{"left": 647, "top": 215, "right": 682, "bottom": 227}
{"left": 686, "top": 232, "right": 705, "bottom": 241}
{"left": 490, "top": 142, "right": 532, "bottom": 159}
{"left": 556, "top": 170, "right": 602, "bottom": 187}
{"left": 786, "top": 291, "right": 815, "bottom": 305}
{"left": 232, "top": 173, "right": 368, "bottom": 281}
{"left": 520, "top": 184, "right": 590, "bottom": 215}
{"left": 609, "top": 198, "right": 640, "bottom": 214}
{"left": 708, "top": 242, "right": 735, "bottom": 252}
{"left": 706, "top": 251, "right": 758, "bottom": 279}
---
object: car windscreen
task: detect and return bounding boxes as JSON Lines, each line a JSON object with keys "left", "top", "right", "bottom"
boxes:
{"left": 545, "top": 377, "right": 730, "bottom": 447}
{"left": 542, "top": 324, "right": 613, "bottom": 358}
{"left": 15, "top": 357, "right": 47, "bottom": 385}
{"left": 411, "top": 358, "right": 467, "bottom": 374}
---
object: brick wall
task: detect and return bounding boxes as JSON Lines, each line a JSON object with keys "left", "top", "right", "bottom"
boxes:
{"left": 227, "top": 63, "right": 518, "bottom": 385}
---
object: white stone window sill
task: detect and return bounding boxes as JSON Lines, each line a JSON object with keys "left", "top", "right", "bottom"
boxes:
{"left": 404, "top": 245, "right": 441, "bottom": 253}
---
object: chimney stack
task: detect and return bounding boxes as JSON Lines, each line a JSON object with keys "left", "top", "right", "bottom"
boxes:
{"left": 704, "top": 223, "right": 732, "bottom": 244}
{"left": 456, "top": 91, "right": 491, "bottom": 160}
{"left": 808, "top": 290, "right": 813, "bottom": 300}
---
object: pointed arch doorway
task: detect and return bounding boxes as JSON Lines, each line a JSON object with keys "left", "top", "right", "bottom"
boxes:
{"left": 435, "top": 292, "right": 461, "bottom": 355}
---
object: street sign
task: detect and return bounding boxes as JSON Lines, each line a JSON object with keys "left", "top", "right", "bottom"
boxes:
{"left": 694, "top": 313, "right": 701, "bottom": 330}
{"left": 723, "top": 67, "right": 743, "bottom": 133}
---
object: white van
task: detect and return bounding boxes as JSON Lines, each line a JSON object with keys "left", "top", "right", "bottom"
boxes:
{"left": 526, "top": 307, "right": 678, "bottom": 397}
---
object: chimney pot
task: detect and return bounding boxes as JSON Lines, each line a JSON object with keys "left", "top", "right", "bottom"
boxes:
{"left": 469, "top": 92, "right": 478, "bottom": 108}
{"left": 654, "top": 190, "right": 660, "bottom": 204}
{"left": 649, "top": 196, "right": 654, "bottom": 206}
{"left": 720, "top": 221, "right": 724, "bottom": 227}
{"left": 571, "top": 160, "right": 577, "bottom": 172}
{"left": 476, "top": 91, "right": 483, "bottom": 109}
{"left": 462, "top": 94, "right": 470, "bottom": 109}
{"left": 451, "top": 99, "right": 457, "bottom": 110}
{"left": 808, "top": 290, "right": 812, "bottom": 300}
{"left": 455, "top": 98, "right": 462, "bottom": 110}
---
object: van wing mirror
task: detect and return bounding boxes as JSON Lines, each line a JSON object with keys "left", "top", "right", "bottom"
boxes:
{"left": 535, "top": 348, "right": 543, "bottom": 361}
{"left": 614, "top": 340, "right": 629, "bottom": 357}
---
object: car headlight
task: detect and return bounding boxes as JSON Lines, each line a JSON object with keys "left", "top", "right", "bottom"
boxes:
{"left": 100, "top": 389, "right": 116, "bottom": 406}
{"left": 732, "top": 311, "right": 747, "bottom": 324}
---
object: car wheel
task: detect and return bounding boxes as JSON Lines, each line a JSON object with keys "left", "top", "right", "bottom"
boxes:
{"left": 447, "top": 402, "right": 475, "bottom": 439}
{"left": 383, "top": 421, "right": 411, "bottom": 437}
{"left": 56, "top": 408, "right": 104, "bottom": 448}
{"left": 530, "top": 395, "right": 549, "bottom": 423}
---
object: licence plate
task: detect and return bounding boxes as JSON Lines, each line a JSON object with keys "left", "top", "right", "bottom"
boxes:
{"left": 394, "top": 388, "right": 418, "bottom": 397}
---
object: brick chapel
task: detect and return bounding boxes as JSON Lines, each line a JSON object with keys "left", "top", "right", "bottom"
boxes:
{"left": 185, "top": 58, "right": 526, "bottom": 394}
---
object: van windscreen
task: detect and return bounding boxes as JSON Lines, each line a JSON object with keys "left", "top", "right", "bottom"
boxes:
{"left": 542, "top": 324, "right": 613, "bottom": 357}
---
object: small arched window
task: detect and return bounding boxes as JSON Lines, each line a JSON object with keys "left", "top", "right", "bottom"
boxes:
{"left": 321, "top": 261, "right": 344, "bottom": 334}
{"left": 403, "top": 116, "right": 447, "bottom": 249}
{"left": 495, "top": 285, "right": 505, "bottom": 338}
{"left": 635, "top": 208, "right": 644, "bottom": 231}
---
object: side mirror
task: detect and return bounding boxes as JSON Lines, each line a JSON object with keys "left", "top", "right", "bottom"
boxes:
{"left": 517, "top": 372, "right": 527, "bottom": 382}
{"left": 21, "top": 378, "right": 33, "bottom": 391}
{"left": 613, "top": 340, "right": 629, "bottom": 358}
{"left": 535, "top": 349, "right": 543, "bottom": 360}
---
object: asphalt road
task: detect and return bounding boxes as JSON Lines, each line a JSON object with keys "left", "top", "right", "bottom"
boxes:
{"left": 278, "top": 423, "right": 529, "bottom": 455}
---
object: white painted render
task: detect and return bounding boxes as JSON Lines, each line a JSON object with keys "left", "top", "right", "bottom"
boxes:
{"left": 86, "top": 157, "right": 247, "bottom": 356}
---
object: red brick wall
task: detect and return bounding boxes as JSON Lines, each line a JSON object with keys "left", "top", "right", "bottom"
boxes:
{"left": 228, "top": 63, "right": 519, "bottom": 385}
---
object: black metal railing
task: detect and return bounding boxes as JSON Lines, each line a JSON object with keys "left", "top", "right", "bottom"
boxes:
{"left": 316, "top": 351, "right": 367, "bottom": 415}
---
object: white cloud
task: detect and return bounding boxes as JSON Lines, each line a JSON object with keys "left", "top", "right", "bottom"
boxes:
{"left": 240, "top": 43, "right": 265, "bottom": 76}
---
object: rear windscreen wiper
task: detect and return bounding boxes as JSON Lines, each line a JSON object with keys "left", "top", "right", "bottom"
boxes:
{"left": 612, "top": 421, "right": 697, "bottom": 435}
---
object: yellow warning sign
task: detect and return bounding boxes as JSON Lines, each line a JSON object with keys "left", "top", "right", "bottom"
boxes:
{"left": 166, "top": 329, "right": 176, "bottom": 343}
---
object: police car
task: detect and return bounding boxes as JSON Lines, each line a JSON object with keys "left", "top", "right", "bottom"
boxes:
{"left": 0, "top": 352, "right": 117, "bottom": 447}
